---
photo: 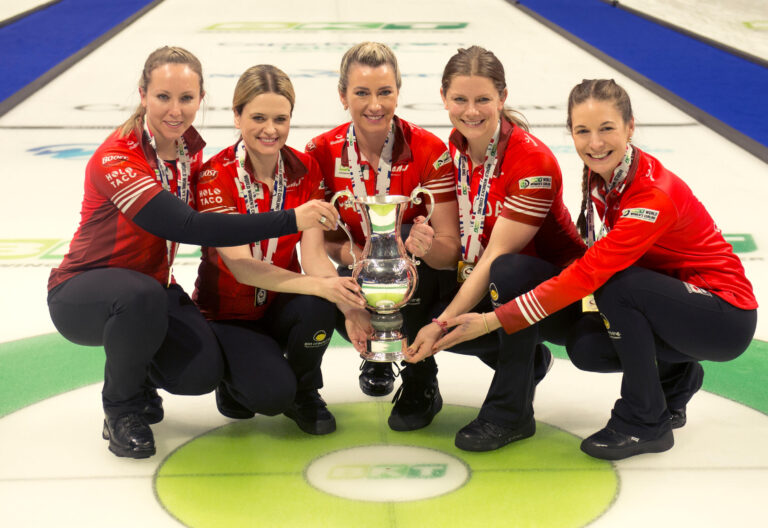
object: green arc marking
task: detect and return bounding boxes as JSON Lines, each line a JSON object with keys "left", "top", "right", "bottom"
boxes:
{"left": 2, "top": 334, "right": 767, "bottom": 418}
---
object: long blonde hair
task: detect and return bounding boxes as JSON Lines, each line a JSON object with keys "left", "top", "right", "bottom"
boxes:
{"left": 119, "top": 46, "right": 204, "bottom": 137}
{"left": 441, "top": 46, "right": 529, "bottom": 132}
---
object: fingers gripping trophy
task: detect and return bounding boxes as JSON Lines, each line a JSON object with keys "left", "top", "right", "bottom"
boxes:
{"left": 332, "top": 187, "right": 435, "bottom": 362}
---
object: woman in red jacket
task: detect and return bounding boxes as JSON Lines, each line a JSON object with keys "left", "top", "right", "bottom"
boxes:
{"left": 420, "top": 78, "right": 758, "bottom": 460}
{"left": 305, "top": 42, "right": 461, "bottom": 413}
{"left": 408, "top": 46, "right": 586, "bottom": 452}
{"left": 47, "top": 47, "right": 337, "bottom": 459}
{"left": 192, "top": 64, "right": 369, "bottom": 436}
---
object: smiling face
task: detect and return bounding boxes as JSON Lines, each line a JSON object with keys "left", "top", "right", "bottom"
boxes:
{"left": 340, "top": 63, "right": 398, "bottom": 138}
{"left": 441, "top": 75, "right": 506, "bottom": 155}
{"left": 570, "top": 98, "right": 635, "bottom": 182}
{"left": 140, "top": 63, "right": 203, "bottom": 152}
{"left": 235, "top": 92, "right": 291, "bottom": 162}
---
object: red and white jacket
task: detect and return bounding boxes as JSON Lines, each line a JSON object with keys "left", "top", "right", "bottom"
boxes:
{"left": 449, "top": 118, "right": 585, "bottom": 267}
{"left": 192, "top": 144, "right": 324, "bottom": 320}
{"left": 48, "top": 125, "right": 205, "bottom": 290}
{"left": 305, "top": 116, "right": 456, "bottom": 245}
{"left": 495, "top": 147, "right": 757, "bottom": 334}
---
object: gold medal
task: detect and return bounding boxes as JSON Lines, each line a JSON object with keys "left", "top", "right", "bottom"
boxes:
{"left": 457, "top": 260, "right": 474, "bottom": 283}
{"left": 581, "top": 294, "right": 598, "bottom": 312}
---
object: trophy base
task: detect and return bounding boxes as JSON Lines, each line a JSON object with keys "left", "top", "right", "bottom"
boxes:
{"left": 365, "top": 337, "right": 406, "bottom": 362}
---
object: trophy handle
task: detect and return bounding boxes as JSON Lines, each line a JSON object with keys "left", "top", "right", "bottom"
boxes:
{"left": 409, "top": 186, "right": 435, "bottom": 223}
{"left": 330, "top": 190, "right": 358, "bottom": 269}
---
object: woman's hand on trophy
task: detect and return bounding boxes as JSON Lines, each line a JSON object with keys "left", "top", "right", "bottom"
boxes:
{"left": 318, "top": 276, "right": 366, "bottom": 307}
{"left": 343, "top": 307, "right": 373, "bottom": 355}
{"left": 295, "top": 200, "right": 339, "bottom": 232}
{"left": 434, "top": 312, "right": 501, "bottom": 351}
{"left": 404, "top": 216, "right": 435, "bottom": 258}
{"left": 405, "top": 321, "right": 444, "bottom": 363}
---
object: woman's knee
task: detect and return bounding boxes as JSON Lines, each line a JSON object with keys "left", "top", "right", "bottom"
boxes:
{"left": 238, "top": 377, "right": 296, "bottom": 416}
{"left": 489, "top": 254, "right": 554, "bottom": 303}
{"left": 593, "top": 267, "right": 646, "bottom": 308}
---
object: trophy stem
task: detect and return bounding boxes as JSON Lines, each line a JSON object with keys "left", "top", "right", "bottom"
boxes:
{"left": 367, "top": 312, "right": 406, "bottom": 362}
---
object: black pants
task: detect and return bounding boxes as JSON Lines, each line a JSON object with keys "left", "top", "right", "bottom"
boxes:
{"left": 451, "top": 253, "right": 582, "bottom": 428}
{"left": 47, "top": 268, "right": 224, "bottom": 418}
{"left": 211, "top": 293, "right": 336, "bottom": 415}
{"left": 567, "top": 266, "right": 757, "bottom": 438}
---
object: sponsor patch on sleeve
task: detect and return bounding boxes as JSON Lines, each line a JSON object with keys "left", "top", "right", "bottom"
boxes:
{"left": 620, "top": 207, "right": 659, "bottom": 223}
{"left": 101, "top": 154, "right": 129, "bottom": 167}
{"left": 197, "top": 169, "right": 219, "bottom": 185}
{"left": 433, "top": 150, "right": 451, "bottom": 171}
{"left": 518, "top": 176, "right": 552, "bottom": 190}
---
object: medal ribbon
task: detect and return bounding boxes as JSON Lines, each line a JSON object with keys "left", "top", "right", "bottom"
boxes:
{"left": 586, "top": 143, "right": 634, "bottom": 247}
{"left": 345, "top": 122, "right": 395, "bottom": 236}
{"left": 457, "top": 121, "right": 501, "bottom": 263}
{"left": 234, "top": 141, "right": 286, "bottom": 265}
{"left": 143, "top": 119, "right": 191, "bottom": 283}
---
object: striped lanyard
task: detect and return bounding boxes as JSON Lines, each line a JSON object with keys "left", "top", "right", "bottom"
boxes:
{"left": 586, "top": 143, "right": 633, "bottom": 247}
{"left": 456, "top": 121, "right": 500, "bottom": 263}
{"left": 346, "top": 121, "right": 395, "bottom": 199}
{"left": 143, "top": 119, "right": 191, "bottom": 282}
{"left": 234, "top": 141, "right": 286, "bottom": 264}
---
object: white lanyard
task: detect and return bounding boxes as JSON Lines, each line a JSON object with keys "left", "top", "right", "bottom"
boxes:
{"left": 143, "top": 119, "right": 191, "bottom": 283}
{"left": 234, "top": 141, "right": 286, "bottom": 264}
{"left": 345, "top": 121, "right": 395, "bottom": 199}
{"left": 456, "top": 122, "right": 501, "bottom": 263}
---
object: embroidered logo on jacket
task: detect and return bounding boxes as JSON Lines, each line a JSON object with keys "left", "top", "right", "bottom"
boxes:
{"left": 197, "top": 169, "right": 219, "bottom": 185}
{"left": 620, "top": 208, "right": 659, "bottom": 223}
{"left": 433, "top": 151, "right": 451, "bottom": 171}
{"left": 334, "top": 158, "right": 353, "bottom": 179}
{"left": 101, "top": 154, "right": 128, "bottom": 166}
{"left": 519, "top": 176, "right": 552, "bottom": 190}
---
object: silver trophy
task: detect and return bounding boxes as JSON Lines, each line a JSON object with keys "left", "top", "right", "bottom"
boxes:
{"left": 331, "top": 187, "right": 435, "bottom": 362}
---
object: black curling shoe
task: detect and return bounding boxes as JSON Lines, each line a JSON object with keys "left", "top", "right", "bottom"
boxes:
{"left": 143, "top": 387, "right": 164, "bottom": 425}
{"left": 455, "top": 417, "right": 535, "bottom": 452}
{"left": 580, "top": 427, "right": 674, "bottom": 460}
{"left": 215, "top": 383, "right": 255, "bottom": 419}
{"left": 283, "top": 390, "right": 336, "bottom": 435}
{"left": 102, "top": 413, "right": 155, "bottom": 459}
{"left": 669, "top": 408, "right": 686, "bottom": 429}
{"left": 388, "top": 364, "right": 442, "bottom": 431}
{"left": 359, "top": 360, "right": 395, "bottom": 396}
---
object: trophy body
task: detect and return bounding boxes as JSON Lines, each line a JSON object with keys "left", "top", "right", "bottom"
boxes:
{"left": 332, "top": 188, "right": 434, "bottom": 362}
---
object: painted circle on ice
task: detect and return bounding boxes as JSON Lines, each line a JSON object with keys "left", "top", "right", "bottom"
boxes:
{"left": 154, "top": 402, "right": 617, "bottom": 527}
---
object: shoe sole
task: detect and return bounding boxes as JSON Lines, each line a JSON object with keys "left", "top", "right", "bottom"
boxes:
{"left": 217, "top": 407, "right": 256, "bottom": 420}
{"left": 388, "top": 392, "right": 443, "bottom": 432}
{"left": 454, "top": 420, "right": 536, "bottom": 452}
{"left": 359, "top": 378, "right": 395, "bottom": 397}
{"left": 580, "top": 429, "right": 674, "bottom": 460}
{"left": 102, "top": 422, "right": 156, "bottom": 459}
{"left": 283, "top": 409, "right": 337, "bottom": 435}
